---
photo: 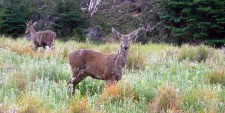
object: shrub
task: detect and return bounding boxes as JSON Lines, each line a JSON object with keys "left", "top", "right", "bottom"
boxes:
{"left": 98, "top": 81, "right": 137, "bottom": 104}
{"left": 68, "top": 96, "right": 91, "bottom": 113}
{"left": 17, "top": 92, "right": 43, "bottom": 113}
{"left": 158, "top": 0, "right": 225, "bottom": 42}
{"left": 126, "top": 48, "right": 147, "bottom": 70}
{"left": 77, "top": 78, "right": 105, "bottom": 96}
{"left": 9, "top": 43, "right": 34, "bottom": 56}
{"left": 4, "top": 71, "right": 27, "bottom": 94}
{"left": 22, "top": 59, "right": 70, "bottom": 82}
{"left": 178, "top": 44, "right": 214, "bottom": 62}
{"left": 149, "top": 85, "right": 181, "bottom": 113}
{"left": 183, "top": 87, "right": 221, "bottom": 112}
{"left": 204, "top": 39, "right": 225, "bottom": 48}
{"left": 134, "top": 85, "right": 156, "bottom": 102}
{"left": 207, "top": 68, "right": 225, "bottom": 85}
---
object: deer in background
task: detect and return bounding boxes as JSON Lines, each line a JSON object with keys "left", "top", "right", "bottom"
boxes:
{"left": 67, "top": 27, "right": 143, "bottom": 94}
{"left": 25, "top": 20, "right": 56, "bottom": 51}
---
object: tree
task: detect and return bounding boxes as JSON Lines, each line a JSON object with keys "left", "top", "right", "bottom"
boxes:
{"left": 53, "top": 0, "right": 88, "bottom": 40}
{"left": 158, "top": 0, "right": 225, "bottom": 45}
{"left": 0, "top": 0, "right": 28, "bottom": 37}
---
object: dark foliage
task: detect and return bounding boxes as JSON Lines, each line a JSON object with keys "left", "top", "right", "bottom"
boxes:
{"left": 0, "top": 0, "right": 88, "bottom": 40}
{"left": 157, "top": 0, "right": 225, "bottom": 45}
{"left": 0, "top": 0, "right": 27, "bottom": 37}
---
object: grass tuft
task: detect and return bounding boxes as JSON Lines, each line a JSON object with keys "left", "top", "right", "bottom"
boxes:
{"left": 183, "top": 87, "right": 221, "bottom": 112}
{"left": 149, "top": 85, "right": 181, "bottom": 113}
{"left": 68, "top": 96, "right": 91, "bottom": 113}
{"left": 17, "top": 92, "right": 43, "bottom": 113}
{"left": 98, "top": 81, "right": 137, "bottom": 104}
{"left": 5, "top": 71, "right": 27, "bottom": 94}
{"left": 178, "top": 44, "right": 214, "bottom": 62}
{"left": 9, "top": 44, "right": 34, "bottom": 56}
{"left": 207, "top": 68, "right": 225, "bottom": 85}
{"left": 127, "top": 49, "right": 147, "bottom": 70}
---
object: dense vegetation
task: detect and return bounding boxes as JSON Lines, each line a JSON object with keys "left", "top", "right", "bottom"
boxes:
{"left": 0, "top": 0, "right": 87, "bottom": 39}
{"left": 157, "top": 0, "right": 225, "bottom": 45}
{"left": 0, "top": 37, "right": 225, "bottom": 112}
{"left": 1, "top": 0, "right": 225, "bottom": 45}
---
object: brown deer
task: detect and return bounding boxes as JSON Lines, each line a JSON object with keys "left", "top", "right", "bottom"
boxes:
{"left": 67, "top": 27, "right": 142, "bottom": 94}
{"left": 25, "top": 20, "right": 56, "bottom": 51}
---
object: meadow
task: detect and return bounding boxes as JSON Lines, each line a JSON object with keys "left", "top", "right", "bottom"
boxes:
{"left": 0, "top": 36, "right": 225, "bottom": 113}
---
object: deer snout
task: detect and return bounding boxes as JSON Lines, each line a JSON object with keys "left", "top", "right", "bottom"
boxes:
{"left": 123, "top": 46, "right": 129, "bottom": 50}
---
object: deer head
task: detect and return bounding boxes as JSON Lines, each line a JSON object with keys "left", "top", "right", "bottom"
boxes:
{"left": 25, "top": 20, "right": 37, "bottom": 34}
{"left": 112, "top": 27, "right": 141, "bottom": 51}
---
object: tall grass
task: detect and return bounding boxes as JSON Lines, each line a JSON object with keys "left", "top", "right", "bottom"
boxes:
{"left": 178, "top": 44, "right": 214, "bottom": 62}
{"left": 0, "top": 37, "right": 225, "bottom": 112}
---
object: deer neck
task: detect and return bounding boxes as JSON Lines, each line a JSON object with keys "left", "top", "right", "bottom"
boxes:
{"left": 115, "top": 47, "right": 129, "bottom": 69}
{"left": 29, "top": 26, "right": 37, "bottom": 38}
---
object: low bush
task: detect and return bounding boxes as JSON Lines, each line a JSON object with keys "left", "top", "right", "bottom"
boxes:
{"left": 77, "top": 78, "right": 105, "bottom": 96}
{"left": 16, "top": 92, "right": 43, "bottom": 113}
{"left": 149, "top": 85, "right": 181, "bottom": 113}
{"left": 183, "top": 87, "right": 221, "bottom": 112}
{"left": 178, "top": 44, "right": 214, "bottom": 62}
{"left": 68, "top": 96, "right": 92, "bottom": 113}
{"left": 207, "top": 68, "right": 225, "bottom": 85}
{"left": 127, "top": 48, "right": 147, "bottom": 70}
{"left": 98, "top": 81, "right": 137, "bottom": 104}
{"left": 4, "top": 71, "right": 27, "bottom": 94}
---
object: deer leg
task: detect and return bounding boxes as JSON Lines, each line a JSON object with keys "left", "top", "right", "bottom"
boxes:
{"left": 68, "top": 68, "right": 87, "bottom": 95}
{"left": 44, "top": 46, "right": 50, "bottom": 51}
{"left": 47, "top": 41, "right": 54, "bottom": 50}
{"left": 106, "top": 80, "right": 116, "bottom": 88}
{"left": 33, "top": 41, "right": 39, "bottom": 51}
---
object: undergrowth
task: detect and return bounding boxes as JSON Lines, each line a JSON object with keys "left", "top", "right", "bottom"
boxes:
{"left": 0, "top": 37, "right": 224, "bottom": 112}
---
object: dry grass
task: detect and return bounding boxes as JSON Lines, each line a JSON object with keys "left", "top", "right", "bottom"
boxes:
{"left": 16, "top": 92, "right": 43, "bottom": 113}
{"left": 127, "top": 51, "right": 147, "bottom": 70}
{"left": 178, "top": 44, "right": 214, "bottom": 62}
{"left": 183, "top": 87, "right": 221, "bottom": 112}
{"left": 5, "top": 71, "right": 27, "bottom": 93}
{"left": 68, "top": 96, "right": 91, "bottom": 113}
{"left": 98, "top": 81, "right": 136, "bottom": 104}
{"left": 149, "top": 85, "right": 181, "bottom": 113}
{"left": 207, "top": 68, "right": 225, "bottom": 85}
{"left": 9, "top": 43, "right": 34, "bottom": 56}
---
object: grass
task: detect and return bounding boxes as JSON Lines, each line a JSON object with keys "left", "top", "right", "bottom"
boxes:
{"left": 0, "top": 37, "right": 225, "bottom": 112}
{"left": 207, "top": 68, "right": 225, "bottom": 85}
{"left": 178, "top": 44, "right": 214, "bottom": 62}
{"left": 149, "top": 85, "right": 181, "bottom": 113}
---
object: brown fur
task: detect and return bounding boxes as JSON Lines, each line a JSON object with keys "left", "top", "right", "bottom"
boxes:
{"left": 25, "top": 20, "right": 56, "bottom": 51}
{"left": 67, "top": 27, "right": 142, "bottom": 94}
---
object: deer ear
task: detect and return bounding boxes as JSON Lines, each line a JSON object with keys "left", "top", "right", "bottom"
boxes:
{"left": 112, "top": 27, "right": 121, "bottom": 38}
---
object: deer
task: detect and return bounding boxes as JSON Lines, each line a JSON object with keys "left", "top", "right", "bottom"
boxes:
{"left": 67, "top": 27, "right": 143, "bottom": 94}
{"left": 25, "top": 20, "right": 56, "bottom": 51}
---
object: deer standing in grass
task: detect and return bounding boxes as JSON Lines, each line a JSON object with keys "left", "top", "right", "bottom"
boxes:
{"left": 25, "top": 20, "right": 56, "bottom": 51}
{"left": 68, "top": 27, "right": 142, "bottom": 94}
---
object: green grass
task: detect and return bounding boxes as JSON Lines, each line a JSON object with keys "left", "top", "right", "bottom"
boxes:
{"left": 0, "top": 37, "right": 225, "bottom": 112}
